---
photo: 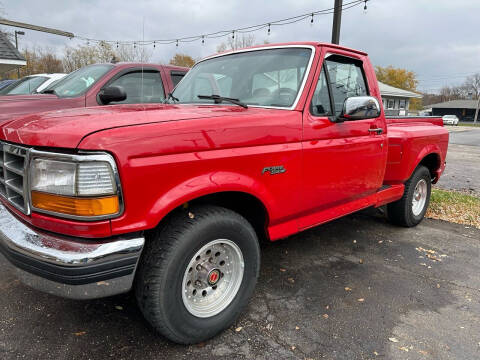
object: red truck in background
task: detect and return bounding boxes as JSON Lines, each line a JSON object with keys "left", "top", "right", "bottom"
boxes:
{"left": 0, "top": 63, "right": 188, "bottom": 123}
{"left": 0, "top": 42, "right": 448, "bottom": 344}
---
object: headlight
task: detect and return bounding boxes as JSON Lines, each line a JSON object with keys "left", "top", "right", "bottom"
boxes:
{"left": 29, "top": 152, "right": 122, "bottom": 220}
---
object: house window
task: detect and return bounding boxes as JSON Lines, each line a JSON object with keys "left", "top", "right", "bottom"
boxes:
{"left": 387, "top": 99, "right": 395, "bottom": 109}
{"left": 399, "top": 99, "right": 406, "bottom": 109}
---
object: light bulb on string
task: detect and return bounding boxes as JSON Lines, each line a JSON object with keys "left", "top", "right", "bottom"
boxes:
{"left": 153, "top": 41, "right": 156, "bottom": 48}
{"left": 364, "top": 0, "right": 368, "bottom": 13}
{"left": 232, "top": 31, "right": 235, "bottom": 39}
{"left": 267, "top": 24, "right": 271, "bottom": 36}
{"left": 176, "top": 40, "right": 179, "bottom": 47}
{"left": 310, "top": 13, "right": 314, "bottom": 26}
{"left": 201, "top": 36, "right": 205, "bottom": 45}
{"left": 134, "top": 42, "right": 136, "bottom": 49}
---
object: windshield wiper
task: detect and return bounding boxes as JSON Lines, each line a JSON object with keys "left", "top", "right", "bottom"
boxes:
{"left": 197, "top": 94, "right": 248, "bottom": 109}
{"left": 164, "top": 92, "right": 179, "bottom": 104}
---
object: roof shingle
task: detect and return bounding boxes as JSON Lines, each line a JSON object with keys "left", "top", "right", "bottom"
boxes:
{"left": 0, "top": 32, "right": 25, "bottom": 61}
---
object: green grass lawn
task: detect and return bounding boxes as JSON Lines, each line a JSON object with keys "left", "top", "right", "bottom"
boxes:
{"left": 458, "top": 123, "right": 480, "bottom": 127}
{"left": 427, "top": 188, "right": 480, "bottom": 228}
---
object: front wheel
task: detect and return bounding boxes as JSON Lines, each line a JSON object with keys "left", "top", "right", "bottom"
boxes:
{"left": 135, "top": 205, "right": 260, "bottom": 344}
{"left": 387, "top": 165, "right": 431, "bottom": 227}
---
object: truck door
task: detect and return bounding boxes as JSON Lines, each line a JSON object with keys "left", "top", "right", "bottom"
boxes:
{"left": 300, "top": 52, "right": 387, "bottom": 228}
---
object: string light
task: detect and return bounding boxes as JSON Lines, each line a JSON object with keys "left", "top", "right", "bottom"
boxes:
{"left": 134, "top": 42, "right": 136, "bottom": 48}
{"left": 74, "top": 0, "right": 366, "bottom": 47}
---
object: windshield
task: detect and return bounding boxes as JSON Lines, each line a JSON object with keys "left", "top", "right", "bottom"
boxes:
{"left": 1, "top": 76, "right": 48, "bottom": 95}
{"left": 46, "top": 64, "right": 114, "bottom": 98}
{"left": 171, "top": 47, "right": 312, "bottom": 108}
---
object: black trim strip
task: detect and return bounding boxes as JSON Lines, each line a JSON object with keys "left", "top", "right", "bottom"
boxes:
{"left": 0, "top": 240, "right": 138, "bottom": 285}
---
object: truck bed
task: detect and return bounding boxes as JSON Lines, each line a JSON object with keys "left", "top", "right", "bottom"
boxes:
{"left": 384, "top": 116, "right": 448, "bottom": 185}
{"left": 386, "top": 116, "right": 443, "bottom": 127}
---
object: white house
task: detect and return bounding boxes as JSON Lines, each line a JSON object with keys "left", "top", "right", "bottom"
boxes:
{"left": 378, "top": 81, "right": 422, "bottom": 116}
{"left": 0, "top": 32, "right": 26, "bottom": 75}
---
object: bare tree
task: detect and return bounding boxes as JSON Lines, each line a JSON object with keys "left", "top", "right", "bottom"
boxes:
{"left": 114, "top": 44, "right": 152, "bottom": 63}
{"left": 216, "top": 34, "right": 257, "bottom": 53}
{"left": 465, "top": 73, "right": 480, "bottom": 99}
{"left": 19, "top": 46, "right": 63, "bottom": 76}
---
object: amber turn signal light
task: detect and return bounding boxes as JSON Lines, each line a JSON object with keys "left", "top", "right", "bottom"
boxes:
{"left": 31, "top": 191, "right": 120, "bottom": 217}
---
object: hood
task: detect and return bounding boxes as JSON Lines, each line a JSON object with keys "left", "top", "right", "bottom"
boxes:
{"left": 0, "top": 94, "right": 65, "bottom": 123}
{"left": 1, "top": 103, "right": 256, "bottom": 148}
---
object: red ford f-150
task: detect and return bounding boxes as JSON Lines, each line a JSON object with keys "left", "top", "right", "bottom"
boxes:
{"left": 0, "top": 42, "right": 448, "bottom": 344}
{"left": 0, "top": 62, "right": 188, "bottom": 123}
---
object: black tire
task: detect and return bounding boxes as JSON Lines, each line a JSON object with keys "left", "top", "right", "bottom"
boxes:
{"left": 387, "top": 165, "right": 431, "bottom": 227}
{"left": 135, "top": 205, "right": 260, "bottom": 344}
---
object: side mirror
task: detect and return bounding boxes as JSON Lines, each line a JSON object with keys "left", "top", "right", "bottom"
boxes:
{"left": 99, "top": 86, "right": 127, "bottom": 105}
{"left": 338, "top": 96, "right": 381, "bottom": 121}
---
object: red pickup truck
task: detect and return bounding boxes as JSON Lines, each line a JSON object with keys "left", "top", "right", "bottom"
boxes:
{"left": 0, "top": 42, "right": 448, "bottom": 344}
{"left": 0, "top": 62, "right": 188, "bottom": 123}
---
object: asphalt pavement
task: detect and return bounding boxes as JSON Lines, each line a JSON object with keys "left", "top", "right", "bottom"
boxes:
{"left": 1, "top": 211, "right": 479, "bottom": 360}
{"left": 436, "top": 126, "right": 480, "bottom": 195}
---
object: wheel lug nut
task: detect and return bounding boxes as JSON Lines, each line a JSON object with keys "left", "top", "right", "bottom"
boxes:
{"left": 195, "top": 280, "right": 202, "bottom": 287}
{"left": 196, "top": 264, "right": 202, "bottom": 271}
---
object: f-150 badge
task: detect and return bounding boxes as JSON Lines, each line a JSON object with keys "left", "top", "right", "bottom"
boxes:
{"left": 262, "top": 166, "right": 286, "bottom": 175}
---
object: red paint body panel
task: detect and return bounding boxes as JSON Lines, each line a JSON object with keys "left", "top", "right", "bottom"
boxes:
{"left": 0, "top": 63, "right": 188, "bottom": 124}
{"left": 0, "top": 42, "right": 449, "bottom": 241}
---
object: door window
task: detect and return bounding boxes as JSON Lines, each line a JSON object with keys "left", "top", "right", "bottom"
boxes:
{"left": 170, "top": 72, "right": 187, "bottom": 87}
{"left": 324, "top": 55, "right": 368, "bottom": 116}
{"left": 107, "top": 70, "right": 165, "bottom": 104}
{"left": 310, "top": 67, "right": 332, "bottom": 116}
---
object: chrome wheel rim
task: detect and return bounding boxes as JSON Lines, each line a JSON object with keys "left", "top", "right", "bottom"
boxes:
{"left": 182, "top": 239, "right": 244, "bottom": 318}
{"left": 412, "top": 179, "right": 428, "bottom": 216}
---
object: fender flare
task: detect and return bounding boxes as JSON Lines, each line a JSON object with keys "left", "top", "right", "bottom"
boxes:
{"left": 147, "top": 171, "right": 276, "bottom": 228}
{"left": 408, "top": 144, "right": 442, "bottom": 180}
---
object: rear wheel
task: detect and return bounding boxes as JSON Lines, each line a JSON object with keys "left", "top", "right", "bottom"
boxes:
{"left": 135, "top": 205, "right": 260, "bottom": 344}
{"left": 387, "top": 165, "right": 431, "bottom": 227}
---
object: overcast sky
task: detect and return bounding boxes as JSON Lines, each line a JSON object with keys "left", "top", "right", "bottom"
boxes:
{"left": 1, "top": 0, "right": 479, "bottom": 92}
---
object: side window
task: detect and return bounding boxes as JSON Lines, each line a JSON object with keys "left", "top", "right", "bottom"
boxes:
{"left": 324, "top": 56, "right": 368, "bottom": 116}
{"left": 310, "top": 67, "right": 332, "bottom": 116}
{"left": 108, "top": 70, "right": 165, "bottom": 105}
{"left": 170, "top": 71, "right": 186, "bottom": 87}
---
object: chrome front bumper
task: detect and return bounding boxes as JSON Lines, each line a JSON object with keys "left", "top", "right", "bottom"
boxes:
{"left": 0, "top": 203, "right": 144, "bottom": 300}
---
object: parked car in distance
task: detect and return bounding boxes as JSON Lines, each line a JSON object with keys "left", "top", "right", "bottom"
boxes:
{"left": 0, "top": 63, "right": 188, "bottom": 123}
{"left": 0, "top": 73, "right": 66, "bottom": 95}
{"left": 0, "top": 79, "right": 17, "bottom": 91}
{"left": 0, "top": 42, "right": 449, "bottom": 344}
{"left": 442, "top": 114, "right": 459, "bottom": 126}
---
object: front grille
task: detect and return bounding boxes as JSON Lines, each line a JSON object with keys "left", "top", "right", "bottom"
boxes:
{"left": 0, "top": 142, "right": 29, "bottom": 214}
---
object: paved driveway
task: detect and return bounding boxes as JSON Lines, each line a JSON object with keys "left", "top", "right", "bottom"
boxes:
{"left": 1, "top": 212, "right": 479, "bottom": 360}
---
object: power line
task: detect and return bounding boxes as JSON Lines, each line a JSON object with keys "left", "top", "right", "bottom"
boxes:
{"left": 73, "top": 0, "right": 366, "bottom": 46}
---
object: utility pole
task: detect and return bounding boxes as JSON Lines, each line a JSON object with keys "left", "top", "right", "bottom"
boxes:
{"left": 331, "top": 0, "right": 343, "bottom": 44}
{"left": 474, "top": 94, "right": 480, "bottom": 124}
{"left": 14, "top": 30, "right": 25, "bottom": 79}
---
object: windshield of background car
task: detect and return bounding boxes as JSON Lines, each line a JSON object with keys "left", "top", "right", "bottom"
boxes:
{"left": 2, "top": 76, "right": 48, "bottom": 95}
{"left": 48, "top": 64, "right": 113, "bottom": 98}
{"left": 171, "top": 47, "right": 313, "bottom": 108}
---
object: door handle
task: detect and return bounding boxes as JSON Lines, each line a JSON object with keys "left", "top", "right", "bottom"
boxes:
{"left": 368, "top": 128, "right": 383, "bottom": 135}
